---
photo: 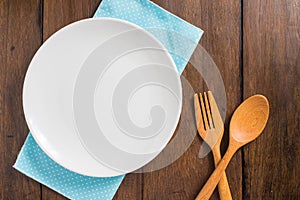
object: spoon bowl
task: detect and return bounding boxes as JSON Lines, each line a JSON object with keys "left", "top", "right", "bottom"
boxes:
{"left": 230, "top": 95, "right": 270, "bottom": 145}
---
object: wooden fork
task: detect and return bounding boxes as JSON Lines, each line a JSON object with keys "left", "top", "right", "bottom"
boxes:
{"left": 194, "top": 91, "right": 232, "bottom": 200}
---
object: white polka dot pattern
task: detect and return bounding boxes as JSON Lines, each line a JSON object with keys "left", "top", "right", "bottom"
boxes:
{"left": 14, "top": 134, "right": 124, "bottom": 200}
{"left": 14, "top": 0, "right": 203, "bottom": 199}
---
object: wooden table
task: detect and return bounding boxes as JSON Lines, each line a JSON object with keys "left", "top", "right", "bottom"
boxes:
{"left": 0, "top": 0, "right": 299, "bottom": 199}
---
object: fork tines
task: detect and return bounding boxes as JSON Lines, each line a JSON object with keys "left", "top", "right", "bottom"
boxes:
{"left": 194, "top": 91, "right": 215, "bottom": 131}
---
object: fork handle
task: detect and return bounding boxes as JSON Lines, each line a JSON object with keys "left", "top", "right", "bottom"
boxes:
{"left": 195, "top": 148, "right": 235, "bottom": 200}
{"left": 212, "top": 147, "right": 233, "bottom": 200}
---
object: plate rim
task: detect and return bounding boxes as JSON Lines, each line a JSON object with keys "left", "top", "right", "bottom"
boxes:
{"left": 22, "top": 17, "right": 182, "bottom": 177}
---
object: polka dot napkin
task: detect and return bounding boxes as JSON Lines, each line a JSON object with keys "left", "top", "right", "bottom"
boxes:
{"left": 14, "top": 0, "right": 203, "bottom": 199}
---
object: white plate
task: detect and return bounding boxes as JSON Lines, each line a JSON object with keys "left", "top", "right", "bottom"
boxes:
{"left": 23, "top": 18, "right": 182, "bottom": 177}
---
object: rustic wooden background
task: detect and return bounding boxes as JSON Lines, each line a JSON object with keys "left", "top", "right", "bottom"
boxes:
{"left": 0, "top": 0, "right": 299, "bottom": 199}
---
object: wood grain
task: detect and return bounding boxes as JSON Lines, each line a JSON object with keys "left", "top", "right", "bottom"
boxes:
{"left": 143, "top": 0, "right": 242, "bottom": 200}
{"left": 197, "top": 95, "right": 270, "bottom": 200}
{"left": 1, "top": 0, "right": 300, "bottom": 199}
{"left": 194, "top": 91, "right": 233, "bottom": 200}
{"left": 196, "top": 1, "right": 243, "bottom": 199}
{"left": 243, "top": 0, "right": 300, "bottom": 199}
{"left": 0, "top": 0, "right": 41, "bottom": 199}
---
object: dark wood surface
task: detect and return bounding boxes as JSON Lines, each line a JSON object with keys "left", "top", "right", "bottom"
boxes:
{"left": 243, "top": 1, "right": 300, "bottom": 199}
{"left": 0, "top": 0, "right": 299, "bottom": 199}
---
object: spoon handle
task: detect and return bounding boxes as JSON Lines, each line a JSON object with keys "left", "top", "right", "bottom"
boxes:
{"left": 195, "top": 148, "right": 236, "bottom": 200}
{"left": 212, "top": 147, "right": 233, "bottom": 200}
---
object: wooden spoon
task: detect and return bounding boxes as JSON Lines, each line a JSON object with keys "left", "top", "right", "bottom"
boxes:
{"left": 195, "top": 94, "right": 270, "bottom": 200}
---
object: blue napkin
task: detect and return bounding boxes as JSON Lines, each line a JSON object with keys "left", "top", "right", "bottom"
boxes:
{"left": 14, "top": 0, "right": 203, "bottom": 199}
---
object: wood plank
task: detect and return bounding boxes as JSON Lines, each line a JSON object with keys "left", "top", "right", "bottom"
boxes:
{"left": 42, "top": 1, "right": 142, "bottom": 199}
{"left": 143, "top": 0, "right": 242, "bottom": 199}
{"left": 0, "top": 0, "right": 42, "bottom": 199}
{"left": 243, "top": 0, "right": 300, "bottom": 199}
{"left": 113, "top": 174, "right": 143, "bottom": 200}
{"left": 43, "top": 0, "right": 100, "bottom": 41}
